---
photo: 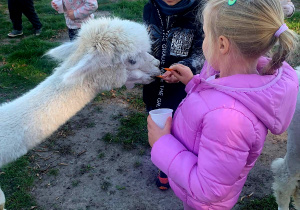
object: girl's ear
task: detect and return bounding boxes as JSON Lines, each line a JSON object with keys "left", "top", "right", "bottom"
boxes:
{"left": 218, "top": 35, "right": 230, "bottom": 55}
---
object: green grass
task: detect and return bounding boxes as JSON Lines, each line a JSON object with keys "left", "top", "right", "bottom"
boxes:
{"left": 0, "top": 156, "right": 37, "bottom": 209}
{"left": 239, "top": 195, "right": 297, "bottom": 210}
{"left": 102, "top": 112, "right": 148, "bottom": 150}
{"left": 286, "top": 12, "right": 300, "bottom": 34}
{"left": 0, "top": 0, "right": 63, "bottom": 103}
{"left": 98, "top": 0, "right": 147, "bottom": 21}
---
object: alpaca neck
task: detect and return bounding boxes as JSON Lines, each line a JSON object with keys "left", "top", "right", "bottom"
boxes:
{"left": 0, "top": 69, "right": 99, "bottom": 166}
{"left": 286, "top": 108, "right": 300, "bottom": 157}
{"left": 22, "top": 71, "right": 99, "bottom": 146}
{"left": 285, "top": 98, "right": 300, "bottom": 174}
{"left": 0, "top": 188, "right": 4, "bottom": 210}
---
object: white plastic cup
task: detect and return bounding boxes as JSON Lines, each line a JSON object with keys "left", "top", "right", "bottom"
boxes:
{"left": 149, "top": 108, "right": 173, "bottom": 129}
{"left": 52, "top": 0, "right": 64, "bottom": 14}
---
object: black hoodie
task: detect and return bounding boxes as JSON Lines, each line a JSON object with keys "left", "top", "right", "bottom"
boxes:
{"left": 143, "top": 0, "right": 204, "bottom": 112}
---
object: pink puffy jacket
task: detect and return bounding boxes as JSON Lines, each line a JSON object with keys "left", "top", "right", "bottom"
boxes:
{"left": 151, "top": 57, "right": 299, "bottom": 209}
{"left": 52, "top": 0, "right": 98, "bottom": 29}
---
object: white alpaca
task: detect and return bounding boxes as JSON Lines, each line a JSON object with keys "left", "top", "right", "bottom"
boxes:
{"left": 271, "top": 66, "right": 300, "bottom": 210}
{"left": 0, "top": 17, "right": 160, "bottom": 210}
{"left": 0, "top": 189, "right": 4, "bottom": 210}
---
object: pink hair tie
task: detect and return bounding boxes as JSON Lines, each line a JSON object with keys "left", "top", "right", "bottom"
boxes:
{"left": 274, "top": 23, "right": 288, "bottom": 38}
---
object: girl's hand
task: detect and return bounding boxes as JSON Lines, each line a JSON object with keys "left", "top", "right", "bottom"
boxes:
{"left": 167, "top": 64, "right": 194, "bottom": 85}
{"left": 51, "top": 1, "right": 59, "bottom": 11}
{"left": 67, "top": 10, "right": 75, "bottom": 20}
{"left": 280, "top": 0, "right": 295, "bottom": 17}
{"left": 161, "top": 71, "right": 180, "bottom": 83}
{"left": 147, "top": 115, "right": 172, "bottom": 147}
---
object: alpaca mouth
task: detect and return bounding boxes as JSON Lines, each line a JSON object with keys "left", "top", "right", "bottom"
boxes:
{"left": 151, "top": 75, "right": 163, "bottom": 79}
{"left": 164, "top": 68, "right": 173, "bottom": 71}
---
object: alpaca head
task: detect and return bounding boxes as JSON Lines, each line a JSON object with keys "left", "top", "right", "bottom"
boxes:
{"left": 46, "top": 17, "right": 160, "bottom": 90}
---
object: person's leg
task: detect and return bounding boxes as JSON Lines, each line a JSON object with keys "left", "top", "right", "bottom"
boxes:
{"left": 8, "top": 0, "right": 23, "bottom": 31}
{"left": 7, "top": 0, "right": 23, "bottom": 37}
{"left": 22, "top": 0, "right": 42, "bottom": 30}
{"left": 68, "top": 28, "right": 79, "bottom": 41}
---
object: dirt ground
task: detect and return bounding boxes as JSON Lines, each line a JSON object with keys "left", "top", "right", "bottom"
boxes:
{"left": 26, "top": 85, "right": 289, "bottom": 210}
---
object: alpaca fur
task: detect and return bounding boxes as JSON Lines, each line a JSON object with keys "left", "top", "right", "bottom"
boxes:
{"left": 0, "top": 188, "right": 4, "bottom": 210}
{"left": 271, "top": 66, "right": 300, "bottom": 210}
{"left": 0, "top": 17, "right": 160, "bottom": 209}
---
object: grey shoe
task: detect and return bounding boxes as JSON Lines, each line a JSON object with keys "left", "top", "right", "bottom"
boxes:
{"left": 7, "top": 30, "right": 23, "bottom": 37}
{"left": 34, "top": 28, "right": 42, "bottom": 36}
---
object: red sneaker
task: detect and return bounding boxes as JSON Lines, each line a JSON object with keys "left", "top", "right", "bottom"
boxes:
{"left": 156, "top": 170, "right": 170, "bottom": 191}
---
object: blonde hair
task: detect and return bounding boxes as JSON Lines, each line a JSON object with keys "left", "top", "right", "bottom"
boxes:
{"left": 200, "top": 0, "right": 299, "bottom": 74}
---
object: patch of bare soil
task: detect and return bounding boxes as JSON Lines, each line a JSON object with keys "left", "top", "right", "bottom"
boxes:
{"left": 28, "top": 86, "right": 289, "bottom": 210}
{"left": 29, "top": 88, "right": 183, "bottom": 210}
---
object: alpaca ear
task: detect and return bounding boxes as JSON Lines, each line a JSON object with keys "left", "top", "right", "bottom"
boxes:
{"left": 45, "top": 42, "right": 77, "bottom": 62}
{"left": 63, "top": 51, "right": 113, "bottom": 83}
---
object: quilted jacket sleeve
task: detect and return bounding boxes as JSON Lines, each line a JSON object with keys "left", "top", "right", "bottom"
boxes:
{"left": 151, "top": 108, "right": 257, "bottom": 203}
{"left": 74, "top": 0, "right": 98, "bottom": 20}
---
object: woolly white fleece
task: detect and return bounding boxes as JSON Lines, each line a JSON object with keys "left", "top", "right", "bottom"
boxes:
{"left": 0, "top": 188, "right": 4, "bottom": 210}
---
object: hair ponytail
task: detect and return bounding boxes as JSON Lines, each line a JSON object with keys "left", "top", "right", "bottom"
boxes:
{"left": 265, "top": 29, "right": 299, "bottom": 74}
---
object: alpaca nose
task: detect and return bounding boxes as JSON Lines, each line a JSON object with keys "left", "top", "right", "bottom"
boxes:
{"left": 153, "top": 58, "right": 160, "bottom": 67}
{"left": 146, "top": 53, "right": 160, "bottom": 67}
{"left": 152, "top": 58, "right": 160, "bottom": 67}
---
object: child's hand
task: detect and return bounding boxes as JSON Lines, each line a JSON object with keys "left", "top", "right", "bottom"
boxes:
{"left": 161, "top": 71, "right": 180, "bottom": 83}
{"left": 167, "top": 64, "right": 194, "bottom": 85}
{"left": 67, "top": 10, "right": 75, "bottom": 20}
{"left": 147, "top": 115, "right": 172, "bottom": 147}
{"left": 51, "top": 1, "right": 59, "bottom": 12}
{"left": 280, "top": 0, "right": 295, "bottom": 17}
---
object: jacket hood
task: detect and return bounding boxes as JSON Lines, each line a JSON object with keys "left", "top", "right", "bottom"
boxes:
{"left": 198, "top": 57, "right": 299, "bottom": 134}
{"left": 148, "top": 0, "right": 200, "bottom": 17}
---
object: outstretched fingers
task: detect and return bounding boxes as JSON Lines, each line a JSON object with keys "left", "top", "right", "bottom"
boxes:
{"left": 165, "top": 64, "right": 194, "bottom": 85}
{"left": 161, "top": 71, "right": 179, "bottom": 83}
{"left": 51, "top": 2, "right": 59, "bottom": 11}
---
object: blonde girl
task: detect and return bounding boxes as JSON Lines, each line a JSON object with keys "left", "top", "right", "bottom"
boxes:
{"left": 147, "top": 0, "right": 299, "bottom": 209}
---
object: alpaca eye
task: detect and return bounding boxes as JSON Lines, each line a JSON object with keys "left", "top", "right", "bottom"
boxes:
{"left": 128, "top": 59, "right": 137, "bottom": 65}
